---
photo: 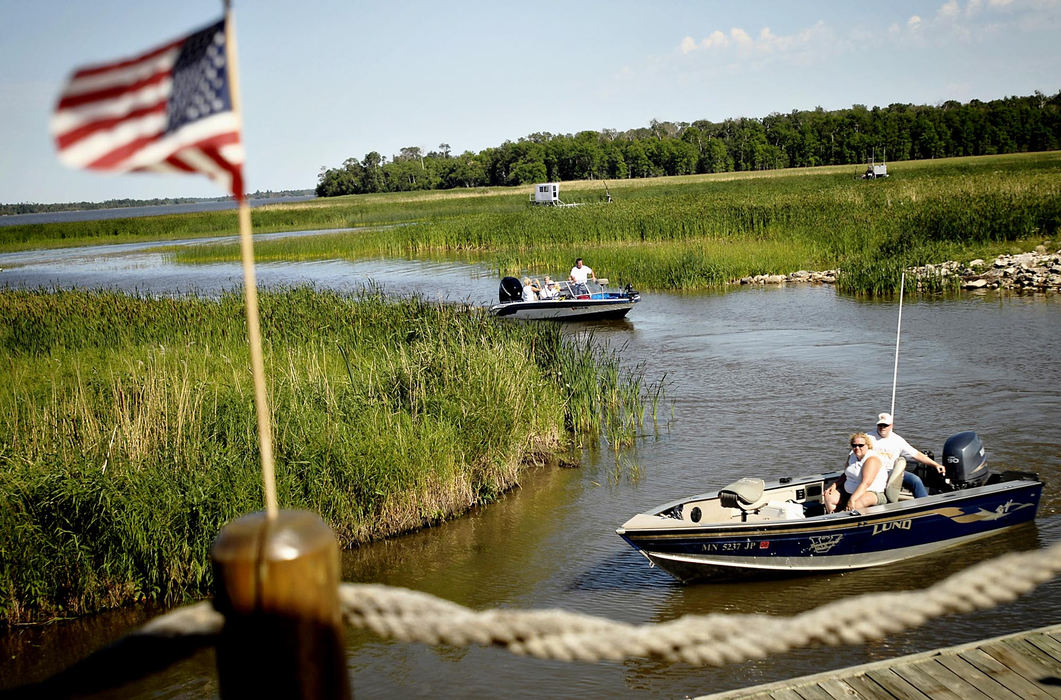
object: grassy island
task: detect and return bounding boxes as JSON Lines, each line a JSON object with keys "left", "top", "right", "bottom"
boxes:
{"left": 0, "top": 288, "right": 656, "bottom": 624}
{"left": 4, "top": 152, "right": 1057, "bottom": 297}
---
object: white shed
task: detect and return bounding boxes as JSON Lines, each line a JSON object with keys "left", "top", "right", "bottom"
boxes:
{"left": 530, "top": 183, "right": 560, "bottom": 205}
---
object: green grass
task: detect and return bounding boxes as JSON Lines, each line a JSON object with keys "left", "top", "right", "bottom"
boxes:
{"left": 160, "top": 152, "right": 1061, "bottom": 296}
{"left": 0, "top": 288, "right": 656, "bottom": 624}
{"left": 4, "top": 153, "right": 1058, "bottom": 295}
{"left": 0, "top": 187, "right": 523, "bottom": 251}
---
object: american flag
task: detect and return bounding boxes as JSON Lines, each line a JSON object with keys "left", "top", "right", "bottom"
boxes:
{"left": 51, "top": 18, "right": 245, "bottom": 199}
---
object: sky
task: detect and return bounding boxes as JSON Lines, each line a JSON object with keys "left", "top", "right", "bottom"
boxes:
{"left": 2, "top": 0, "right": 1059, "bottom": 204}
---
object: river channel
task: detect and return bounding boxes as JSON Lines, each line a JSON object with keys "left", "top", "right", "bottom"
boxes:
{"left": 1, "top": 237, "right": 1059, "bottom": 698}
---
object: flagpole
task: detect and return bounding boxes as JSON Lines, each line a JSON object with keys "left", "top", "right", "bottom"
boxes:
{"left": 225, "top": 1, "right": 278, "bottom": 519}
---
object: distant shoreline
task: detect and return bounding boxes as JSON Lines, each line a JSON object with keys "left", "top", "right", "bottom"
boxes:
{"left": 0, "top": 190, "right": 314, "bottom": 217}
{"left": 0, "top": 193, "right": 316, "bottom": 227}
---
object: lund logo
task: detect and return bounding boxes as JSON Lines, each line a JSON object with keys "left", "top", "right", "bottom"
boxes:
{"left": 872, "top": 519, "right": 912, "bottom": 536}
{"left": 949, "top": 499, "right": 1037, "bottom": 524}
{"left": 808, "top": 535, "right": 843, "bottom": 554}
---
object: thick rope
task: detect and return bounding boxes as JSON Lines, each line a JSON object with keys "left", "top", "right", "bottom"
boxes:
{"left": 339, "top": 538, "right": 1061, "bottom": 665}
{"left": 137, "top": 600, "right": 223, "bottom": 638}
{"left": 13, "top": 538, "right": 1057, "bottom": 697}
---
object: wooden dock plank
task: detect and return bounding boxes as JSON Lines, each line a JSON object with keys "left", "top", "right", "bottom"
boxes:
{"left": 815, "top": 678, "right": 862, "bottom": 699}
{"left": 1011, "top": 638, "right": 1061, "bottom": 675}
{"left": 837, "top": 674, "right": 892, "bottom": 699}
{"left": 934, "top": 653, "right": 1024, "bottom": 700}
{"left": 864, "top": 668, "right": 929, "bottom": 699}
{"left": 697, "top": 624, "right": 1061, "bottom": 700}
{"left": 791, "top": 682, "right": 836, "bottom": 700}
{"left": 893, "top": 660, "right": 986, "bottom": 700}
{"left": 1026, "top": 632, "right": 1061, "bottom": 662}
{"left": 956, "top": 648, "right": 1055, "bottom": 700}
{"left": 979, "top": 640, "right": 1061, "bottom": 699}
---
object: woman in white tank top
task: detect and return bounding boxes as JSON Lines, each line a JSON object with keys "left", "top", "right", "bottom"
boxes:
{"left": 824, "top": 432, "right": 886, "bottom": 512}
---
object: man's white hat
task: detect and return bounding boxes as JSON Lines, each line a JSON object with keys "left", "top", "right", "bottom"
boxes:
{"left": 877, "top": 412, "right": 893, "bottom": 425}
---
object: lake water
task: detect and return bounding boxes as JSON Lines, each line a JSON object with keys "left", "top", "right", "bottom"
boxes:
{"left": 0, "top": 195, "right": 315, "bottom": 227}
{"left": 1, "top": 240, "right": 1059, "bottom": 698}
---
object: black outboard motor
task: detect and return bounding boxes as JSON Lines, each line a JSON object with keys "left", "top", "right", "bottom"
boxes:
{"left": 498, "top": 276, "right": 523, "bottom": 303}
{"left": 943, "top": 431, "right": 989, "bottom": 488}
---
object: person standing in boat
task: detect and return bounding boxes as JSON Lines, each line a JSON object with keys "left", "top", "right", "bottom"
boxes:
{"left": 569, "top": 258, "right": 595, "bottom": 296}
{"left": 872, "top": 412, "right": 945, "bottom": 499}
{"left": 521, "top": 277, "right": 540, "bottom": 302}
{"left": 824, "top": 433, "right": 887, "bottom": 513}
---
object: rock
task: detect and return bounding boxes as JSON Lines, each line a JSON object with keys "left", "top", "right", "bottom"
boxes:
{"left": 763, "top": 252, "right": 1061, "bottom": 292}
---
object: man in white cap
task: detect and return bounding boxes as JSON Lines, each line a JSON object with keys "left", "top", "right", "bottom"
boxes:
{"left": 872, "top": 412, "right": 945, "bottom": 499}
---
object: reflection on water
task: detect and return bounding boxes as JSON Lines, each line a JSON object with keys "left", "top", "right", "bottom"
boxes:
{"left": 1, "top": 248, "right": 1060, "bottom": 698}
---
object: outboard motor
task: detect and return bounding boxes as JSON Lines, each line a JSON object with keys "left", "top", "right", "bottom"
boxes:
{"left": 498, "top": 276, "right": 523, "bottom": 303}
{"left": 943, "top": 431, "right": 989, "bottom": 488}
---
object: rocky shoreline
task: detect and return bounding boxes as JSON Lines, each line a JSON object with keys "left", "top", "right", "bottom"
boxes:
{"left": 737, "top": 245, "right": 1061, "bottom": 293}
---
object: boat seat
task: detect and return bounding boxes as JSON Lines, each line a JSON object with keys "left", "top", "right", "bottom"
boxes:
{"left": 885, "top": 457, "right": 907, "bottom": 503}
{"left": 719, "top": 478, "right": 765, "bottom": 508}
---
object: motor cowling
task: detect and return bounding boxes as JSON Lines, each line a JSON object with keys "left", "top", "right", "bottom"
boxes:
{"left": 943, "top": 431, "right": 989, "bottom": 487}
{"left": 499, "top": 276, "right": 523, "bottom": 303}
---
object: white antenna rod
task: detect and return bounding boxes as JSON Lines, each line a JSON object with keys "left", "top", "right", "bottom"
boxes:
{"left": 890, "top": 272, "right": 906, "bottom": 419}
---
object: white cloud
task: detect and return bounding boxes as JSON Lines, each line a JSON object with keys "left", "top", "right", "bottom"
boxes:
{"left": 939, "top": 0, "right": 961, "bottom": 18}
{"left": 703, "top": 30, "right": 730, "bottom": 49}
{"left": 893, "top": 0, "right": 1060, "bottom": 42}
{"left": 679, "top": 21, "right": 830, "bottom": 55}
{"left": 731, "top": 28, "right": 753, "bottom": 48}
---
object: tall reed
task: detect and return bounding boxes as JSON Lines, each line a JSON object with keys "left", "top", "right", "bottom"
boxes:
{"left": 169, "top": 153, "right": 1061, "bottom": 296}
{"left": 0, "top": 288, "right": 656, "bottom": 623}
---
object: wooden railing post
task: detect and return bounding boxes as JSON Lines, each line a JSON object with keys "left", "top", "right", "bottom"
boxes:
{"left": 211, "top": 510, "right": 351, "bottom": 699}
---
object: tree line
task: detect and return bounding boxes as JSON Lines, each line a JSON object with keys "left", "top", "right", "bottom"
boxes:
{"left": 0, "top": 189, "right": 315, "bottom": 215}
{"left": 316, "top": 91, "right": 1061, "bottom": 197}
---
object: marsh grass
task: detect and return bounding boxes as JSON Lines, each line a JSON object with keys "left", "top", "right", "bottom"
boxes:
{"left": 162, "top": 153, "right": 1061, "bottom": 296}
{"left": 5, "top": 154, "right": 1058, "bottom": 295}
{"left": 0, "top": 288, "right": 655, "bottom": 623}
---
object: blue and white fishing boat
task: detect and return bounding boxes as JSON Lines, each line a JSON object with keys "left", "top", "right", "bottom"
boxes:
{"left": 616, "top": 431, "right": 1043, "bottom": 582}
{"left": 489, "top": 276, "right": 640, "bottom": 321}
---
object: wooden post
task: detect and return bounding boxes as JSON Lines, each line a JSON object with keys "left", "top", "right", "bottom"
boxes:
{"left": 212, "top": 510, "right": 351, "bottom": 699}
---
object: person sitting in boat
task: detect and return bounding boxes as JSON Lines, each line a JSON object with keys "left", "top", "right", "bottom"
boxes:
{"left": 538, "top": 275, "right": 559, "bottom": 300}
{"left": 824, "top": 433, "right": 887, "bottom": 513}
{"left": 569, "top": 258, "right": 595, "bottom": 296}
{"left": 872, "top": 412, "right": 945, "bottom": 499}
{"left": 521, "top": 277, "right": 540, "bottom": 302}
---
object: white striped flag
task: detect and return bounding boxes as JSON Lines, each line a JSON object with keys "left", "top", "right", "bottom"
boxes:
{"left": 51, "top": 17, "right": 245, "bottom": 200}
